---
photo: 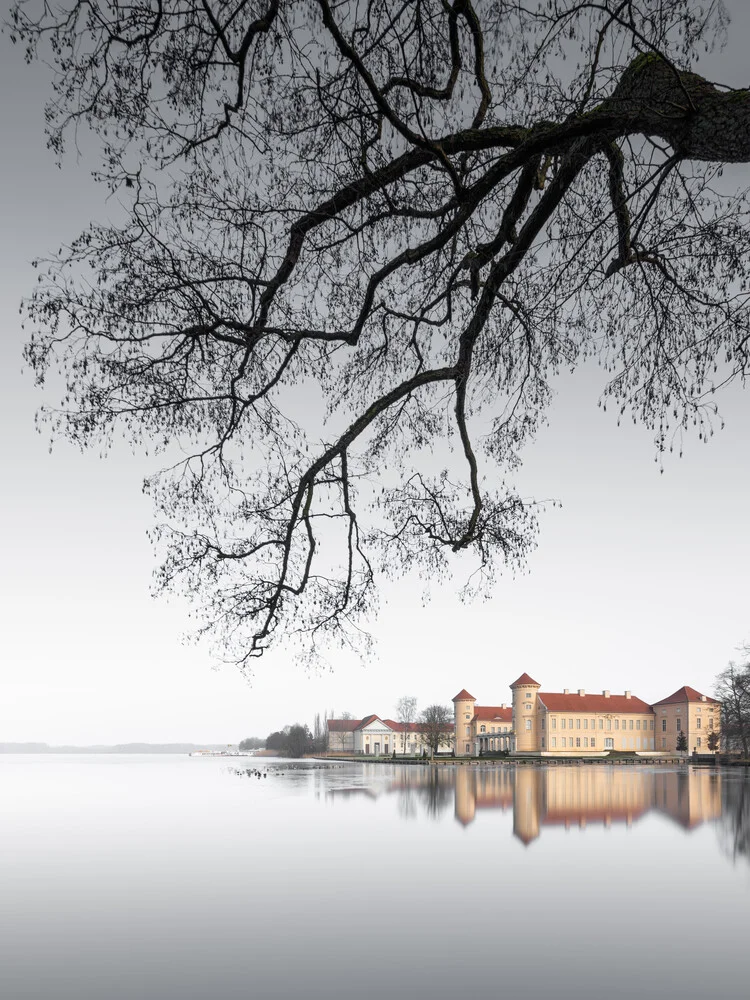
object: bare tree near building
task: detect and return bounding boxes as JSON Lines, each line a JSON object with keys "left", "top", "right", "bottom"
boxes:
{"left": 714, "top": 659, "right": 750, "bottom": 758}
{"left": 10, "top": 2, "right": 750, "bottom": 666}
{"left": 330, "top": 711, "right": 355, "bottom": 755}
{"left": 418, "top": 705, "right": 454, "bottom": 757}
{"left": 312, "top": 712, "right": 327, "bottom": 753}
{"left": 396, "top": 696, "right": 418, "bottom": 756}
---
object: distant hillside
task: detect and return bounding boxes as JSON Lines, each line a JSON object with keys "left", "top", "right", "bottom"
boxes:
{"left": 0, "top": 743, "right": 236, "bottom": 754}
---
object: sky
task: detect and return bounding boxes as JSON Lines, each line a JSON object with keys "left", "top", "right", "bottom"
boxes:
{"left": 0, "top": 2, "right": 748, "bottom": 745}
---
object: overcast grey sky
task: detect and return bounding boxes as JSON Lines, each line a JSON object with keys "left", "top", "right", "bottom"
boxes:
{"left": 1, "top": 2, "right": 748, "bottom": 744}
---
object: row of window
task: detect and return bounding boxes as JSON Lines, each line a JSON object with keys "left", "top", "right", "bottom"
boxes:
{"left": 550, "top": 737, "right": 599, "bottom": 748}
{"left": 550, "top": 717, "right": 653, "bottom": 731}
{"left": 548, "top": 737, "right": 657, "bottom": 750}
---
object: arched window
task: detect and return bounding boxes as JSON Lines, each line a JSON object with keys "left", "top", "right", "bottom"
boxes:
{"left": 480, "top": 725, "right": 486, "bottom": 733}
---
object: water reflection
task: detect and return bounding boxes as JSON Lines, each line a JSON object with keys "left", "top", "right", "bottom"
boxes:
{"left": 717, "top": 771, "right": 750, "bottom": 863}
{"left": 322, "top": 764, "right": 726, "bottom": 844}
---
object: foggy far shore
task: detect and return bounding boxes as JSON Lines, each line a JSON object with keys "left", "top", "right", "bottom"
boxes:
{"left": 0, "top": 743, "right": 237, "bottom": 754}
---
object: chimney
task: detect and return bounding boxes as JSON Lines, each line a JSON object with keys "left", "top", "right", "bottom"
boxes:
{"left": 701, "top": 695, "right": 706, "bottom": 702}
{"left": 603, "top": 690, "right": 610, "bottom": 698}
{"left": 563, "top": 688, "right": 569, "bottom": 695}
{"left": 578, "top": 689, "right": 585, "bottom": 697}
{"left": 502, "top": 703, "right": 507, "bottom": 710}
{"left": 625, "top": 690, "right": 631, "bottom": 699}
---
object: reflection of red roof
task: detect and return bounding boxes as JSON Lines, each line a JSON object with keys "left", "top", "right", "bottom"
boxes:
{"left": 327, "top": 718, "right": 361, "bottom": 732}
{"left": 652, "top": 686, "right": 718, "bottom": 706}
{"left": 510, "top": 673, "right": 540, "bottom": 688}
{"left": 538, "top": 692, "right": 652, "bottom": 713}
{"left": 452, "top": 689, "right": 476, "bottom": 702}
{"left": 473, "top": 706, "right": 512, "bottom": 722}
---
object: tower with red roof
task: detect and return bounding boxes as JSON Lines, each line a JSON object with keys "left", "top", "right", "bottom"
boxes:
{"left": 510, "top": 673, "right": 541, "bottom": 753}
{"left": 452, "top": 689, "right": 476, "bottom": 756}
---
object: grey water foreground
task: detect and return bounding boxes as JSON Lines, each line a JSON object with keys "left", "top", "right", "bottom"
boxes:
{"left": 1, "top": 756, "right": 748, "bottom": 1000}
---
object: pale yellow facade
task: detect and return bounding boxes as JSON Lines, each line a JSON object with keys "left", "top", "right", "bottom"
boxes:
{"left": 454, "top": 677, "right": 720, "bottom": 757}
{"left": 654, "top": 696, "right": 718, "bottom": 754}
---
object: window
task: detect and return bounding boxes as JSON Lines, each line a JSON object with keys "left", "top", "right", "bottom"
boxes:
{"left": 709, "top": 718, "right": 714, "bottom": 730}
{"left": 696, "top": 707, "right": 701, "bottom": 713}
{"left": 524, "top": 703, "right": 532, "bottom": 710}
{"left": 615, "top": 719, "right": 619, "bottom": 730}
{"left": 480, "top": 725, "right": 486, "bottom": 733}
{"left": 697, "top": 738, "right": 702, "bottom": 748}
{"left": 551, "top": 717, "right": 557, "bottom": 729}
{"left": 696, "top": 718, "right": 701, "bottom": 728}
{"left": 605, "top": 738, "right": 614, "bottom": 749}
{"left": 676, "top": 718, "right": 682, "bottom": 731}
{"left": 465, "top": 714, "right": 470, "bottom": 719}
{"left": 629, "top": 720, "right": 634, "bottom": 730}
{"left": 583, "top": 718, "right": 588, "bottom": 729}
{"left": 650, "top": 719, "right": 654, "bottom": 730}
{"left": 661, "top": 738, "right": 666, "bottom": 749}
{"left": 525, "top": 719, "right": 532, "bottom": 731}
{"left": 599, "top": 719, "right": 603, "bottom": 730}
{"left": 636, "top": 720, "right": 641, "bottom": 730}
{"left": 561, "top": 737, "right": 567, "bottom": 748}
{"left": 465, "top": 743, "right": 470, "bottom": 753}
{"left": 465, "top": 726, "right": 471, "bottom": 736}
{"left": 591, "top": 738, "right": 596, "bottom": 748}
{"left": 576, "top": 719, "right": 581, "bottom": 729}
{"left": 541, "top": 738, "right": 545, "bottom": 748}
{"left": 583, "top": 737, "right": 589, "bottom": 748}
{"left": 541, "top": 717, "right": 546, "bottom": 730}
{"left": 576, "top": 737, "right": 581, "bottom": 748}
{"left": 561, "top": 719, "right": 566, "bottom": 730}
{"left": 662, "top": 719, "right": 667, "bottom": 732}
{"left": 607, "top": 719, "right": 612, "bottom": 730}
{"left": 551, "top": 737, "right": 557, "bottom": 748}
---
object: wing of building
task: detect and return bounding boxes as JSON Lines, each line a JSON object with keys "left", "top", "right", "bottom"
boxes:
{"left": 327, "top": 715, "right": 454, "bottom": 755}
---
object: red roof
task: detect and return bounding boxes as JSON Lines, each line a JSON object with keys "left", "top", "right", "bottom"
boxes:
{"left": 538, "top": 691, "right": 652, "bottom": 713}
{"left": 651, "top": 686, "right": 718, "bottom": 707}
{"left": 473, "top": 706, "right": 512, "bottom": 722}
{"left": 354, "top": 714, "right": 386, "bottom": 730}
{"left": 510, "top": 673, "right": 540, "bottom": 688}
{"left": 327, "top": 718, "right": 361, "bottom": 732}
{"left": 452, "top": 689, "right": 476, "bottom": 702}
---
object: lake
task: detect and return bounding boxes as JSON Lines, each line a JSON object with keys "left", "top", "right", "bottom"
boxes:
{"left": 1, "top": 756, "right": 748, "bottom": 999}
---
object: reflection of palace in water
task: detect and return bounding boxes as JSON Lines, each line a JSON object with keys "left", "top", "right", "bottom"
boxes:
{"left": 328, "top": 766, "right": 723, "bottom": 844}
{"left": 458, "top": 767, "right": 723, "bottom": 843}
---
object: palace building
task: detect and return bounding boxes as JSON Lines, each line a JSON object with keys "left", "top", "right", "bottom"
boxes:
{"left": 454, "top": 675, "right": 720, "bottom": 757}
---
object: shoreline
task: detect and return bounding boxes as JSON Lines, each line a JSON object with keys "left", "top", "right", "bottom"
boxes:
{"left": 316, "top": 754, "right": 748, "bottom": 768}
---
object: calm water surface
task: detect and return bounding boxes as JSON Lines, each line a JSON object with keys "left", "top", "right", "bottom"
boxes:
{"left": 1, "top": 756, "right": 749, "bottom": 999}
